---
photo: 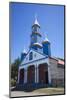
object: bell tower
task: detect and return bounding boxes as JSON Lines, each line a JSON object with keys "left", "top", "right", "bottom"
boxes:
{"left": 30, "top": 16, "right": 42, "bottom": 51}
{"left": 42, "top": 36, "right": 51, "bottom": 56}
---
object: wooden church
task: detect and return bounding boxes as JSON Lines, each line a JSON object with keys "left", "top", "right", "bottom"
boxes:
{"left": 17, "top": 17, "right": 64, "bottom": 89}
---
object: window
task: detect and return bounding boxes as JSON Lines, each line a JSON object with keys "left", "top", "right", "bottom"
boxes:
{"left": 29, "top": 52, "right": 33, "bottom": 60}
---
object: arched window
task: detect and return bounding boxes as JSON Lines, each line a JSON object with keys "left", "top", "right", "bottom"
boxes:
{"left": 29, "top": 52, "right": 33, "bottom": 60}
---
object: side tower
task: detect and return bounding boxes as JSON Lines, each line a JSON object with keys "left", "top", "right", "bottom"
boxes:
{"left": 21, "top": 48, "right": 27, "bottom": 61}
{"left": 42, "top": 36, "right": 51, "bottom": 56}
{"left": 30, "top": 16, "right": 42, "bottom": 51}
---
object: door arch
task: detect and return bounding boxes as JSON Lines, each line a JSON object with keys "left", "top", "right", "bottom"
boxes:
{"left": 39, "top": 63, "right": 48, "bottom": 84}
{"left": 19, "top": 68, "right": 24, "bottom": 84}
{"left": 27, "top": 65, "right": 35, "bottom": 84}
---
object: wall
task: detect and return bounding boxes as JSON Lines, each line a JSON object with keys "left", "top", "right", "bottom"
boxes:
{"left": 49, "top": 58, "right": 64, "bottom": 86}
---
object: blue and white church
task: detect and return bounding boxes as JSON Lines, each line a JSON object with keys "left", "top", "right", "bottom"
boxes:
{"left": 17, "top": 17, "right": 64, "bottom": 89}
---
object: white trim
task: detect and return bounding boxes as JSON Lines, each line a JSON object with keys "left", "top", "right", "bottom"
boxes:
{"left": 33, "top": 42, "right": 42, "bottom": 47}
{"left": 48, "top": 66, "right": 51, "bottom": 84}
{"left": 24, "top": 67, "right": 27, "bottom": 83}
{"left": 35, "top": 66, "right": 37, "bottom": 83}
{"left": 17, "top": 69, "right": 20, "bottom": 83}
{"left": 36, "top": 64, "right": 39, "bottom": 83}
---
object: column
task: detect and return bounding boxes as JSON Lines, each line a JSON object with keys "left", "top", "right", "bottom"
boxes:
{"left": 35, "top": 64, "right": 39, "bottom": 83}
{"left": 17, "top": 69, "right": 20, "bottom": 83}
{"left": 48, "top": 65, "right": 51, "bottom": 84}
{"left": 37, "top": 65, "right": 39, "bottom": 83}
{"left": 24, "top": 67, "right": 27, "bottom": 84}
{"left": 35, "top": 66, "right": 37, "bottom": 83}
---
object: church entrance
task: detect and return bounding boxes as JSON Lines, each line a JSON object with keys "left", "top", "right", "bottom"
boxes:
{"left": 27, "top": 65, "right": 35, "bottom": 84}
{"left": 19, "top": 68, "right": 24, "bottom": 84}
{"left": 39, "top": 63, "right": 48, "bottom": 84}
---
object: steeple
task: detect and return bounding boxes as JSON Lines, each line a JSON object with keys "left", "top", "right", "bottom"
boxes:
{"left": 21, "top": 47, "right": 27, "bottom": 61}
{"left": 30, "top": 15, "right": 42, "bottom": 51}
{"left": 42, "top": 34, "right": 51, "bottom": 56}
{"left": 23, "top": 48, "right": 27, "bottom": 54}
{"left": 32, "top": 15, "right": 40, "bottom": 28}
{"left": 42, "top": 34, "right": 50, "bottom": 43}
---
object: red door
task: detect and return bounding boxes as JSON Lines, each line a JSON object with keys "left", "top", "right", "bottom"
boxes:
{"left": 19, "top": 69, "right": 24, "bottom": 84}
{"left": 27, "top": 65, "right": 35, "bottom": 84}
{"left": 39, "top": 63, "right": 48, "bottom": 84}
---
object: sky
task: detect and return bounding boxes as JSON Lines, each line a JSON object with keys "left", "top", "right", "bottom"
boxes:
{"left": 10, "top": 2, "right": 65, "bottom": 63}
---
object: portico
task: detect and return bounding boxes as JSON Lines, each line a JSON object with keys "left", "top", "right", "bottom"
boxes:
{"left": 18, "top": 59, "right": 51, "bottom": 86}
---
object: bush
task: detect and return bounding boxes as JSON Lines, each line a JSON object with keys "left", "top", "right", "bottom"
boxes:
{"left": 11, "top": 79, "right": 16, "bottom": 86}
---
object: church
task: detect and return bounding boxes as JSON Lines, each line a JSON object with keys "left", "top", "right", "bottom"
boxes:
{"left": 17, "top": 17, "right": 64, "bottom": 89}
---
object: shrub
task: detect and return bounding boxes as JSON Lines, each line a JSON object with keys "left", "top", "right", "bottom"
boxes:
{"left": 11, "top": 79, "right": 16, "bottom": 86}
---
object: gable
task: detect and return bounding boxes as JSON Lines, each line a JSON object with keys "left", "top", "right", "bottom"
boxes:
{"left": 21, "top": 49, "right": 47, "bottom": 65}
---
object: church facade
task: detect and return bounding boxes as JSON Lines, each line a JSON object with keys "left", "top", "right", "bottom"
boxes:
{"left": 17, "top": 17, "right": 64, "bottom": 89}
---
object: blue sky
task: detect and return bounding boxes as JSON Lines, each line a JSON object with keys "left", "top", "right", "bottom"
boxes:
{"left": 10, "top": 2, "right": 64, "bottom": 63}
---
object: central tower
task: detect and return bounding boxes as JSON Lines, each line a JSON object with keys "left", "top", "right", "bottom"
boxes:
{"left": 30, "top": 16, "right": 42, "bottom": 51}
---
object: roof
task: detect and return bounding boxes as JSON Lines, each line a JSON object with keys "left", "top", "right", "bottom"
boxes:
{"left": 22, "top": 48, "right": 48, "bottom": 61}
{"left": 49, "top": 56, "right": 58, "bottom": 61}
{"left": 22, "top": 48, "right": 27, "bottom": 54}
{"left": 58, "top": 59, "right": 64, "bottom": 65}
{"left": 32, "top": 17, "right": 40, "bottom": 28}
{"left": 33, "top": 42, "right": 42, "bottom": 48}
{"left": 49, "top": 56, "right": 65, "bottom": 64}
{"left": 42, "top": 37, "right": 50, "bottom": 44}
{"left": 20, "top": 49, "right": 49, "bottom": 66}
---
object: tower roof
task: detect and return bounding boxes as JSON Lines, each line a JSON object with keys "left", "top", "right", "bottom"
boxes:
{"left": 22, "top": 48, "right": 27, "bottom": 54}
{"left": 45, "top": 37, "right": 50, "bottom": 42}
{"left": 32, "top": 16, "right": 40, "bottom": 28}
{"left": 33, "top": 42, "right": 42, "bottom": 48}
{"left": 42, "top": 36, "right": 50, "bottom": 44}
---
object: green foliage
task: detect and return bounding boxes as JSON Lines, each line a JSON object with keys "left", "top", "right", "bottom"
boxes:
{"left": 11, "top": 57, "right": 21, "bottom": 86}
{"left": 11, "top": 78, "right": 16, "bottom": 86}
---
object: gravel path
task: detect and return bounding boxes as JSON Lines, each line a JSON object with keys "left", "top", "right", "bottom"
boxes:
{"left": 11, "top": 87, "right": 64, "bottom": 97}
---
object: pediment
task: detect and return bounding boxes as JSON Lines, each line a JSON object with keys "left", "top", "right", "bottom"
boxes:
{"left": 20, "top": 49, "right": 47, "bottom": 65}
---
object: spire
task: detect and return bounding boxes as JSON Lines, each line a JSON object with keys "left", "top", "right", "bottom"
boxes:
{"left": 42, "top": 33, "right": 51, "bottom": 56}
{"left": 32, "top": 14, "right": 40, "bottom": 28}
{"left": 45, "top": 36, "right": 49, "bottom": 42}
{"left": 42, "top": 33, "right": 50, "bottom": 43}
{"left": 22, "top": 47, "right": 27, "bottom": 54}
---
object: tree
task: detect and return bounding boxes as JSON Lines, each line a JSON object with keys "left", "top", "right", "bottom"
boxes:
{"left": 11, "top": 53, "right": 24, "bottom": 86}
{"left": 11, "top": 58, "right": 21, "bottom": 83}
